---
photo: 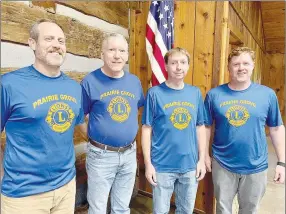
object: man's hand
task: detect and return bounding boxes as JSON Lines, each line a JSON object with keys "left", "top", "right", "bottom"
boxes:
{"left": 145, "top": 163, "right": 157, "bottom": 186}
{"left": 196, "top": 160, "right": 206, "bottom": 181}
{"left": 205, "top": 155, "right": 212, "bottom": 172}
{"left": 273, "top": 165, "right": 285, "bottom": 184}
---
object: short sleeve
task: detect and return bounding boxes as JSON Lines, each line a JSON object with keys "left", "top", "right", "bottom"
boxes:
{"left": 80, "top": 81, "right": 91, "bottom": 115}
{"left": 138, "top": 81, "right": 145, "bottom": 108}
{"left": 1, "top": 83, "right": 11, "bottom": 132}
{"left": 196, "top": 89, "right": 205, "bottom": 126}
{"left": 204, "top": 92, "right": 214, "bottom": 126}
{"left": 266, "top": 91, "right": 283, "bottom": 127}
{"left": 141, "top": 89, "right": 155, "bottom": 126}
{"left": 75, "top": 92, "right": 85, "bottom": 125}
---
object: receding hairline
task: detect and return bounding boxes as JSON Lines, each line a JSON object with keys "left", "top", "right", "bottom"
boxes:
{"left": 30, "top": 19, "right": 64, "bottom": 41}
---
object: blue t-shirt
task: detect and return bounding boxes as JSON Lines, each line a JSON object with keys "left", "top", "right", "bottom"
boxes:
{"left": 204, "top": 83, "right": 283, "bottom": 174}
{"left": 142, "top": 83, "right": 205, "bottom": 173}
{"left": 81, "top": 68, "right": 144, "bottom": 147}
{"left": 1, "top": 66, "right": 84, "bottom": 197}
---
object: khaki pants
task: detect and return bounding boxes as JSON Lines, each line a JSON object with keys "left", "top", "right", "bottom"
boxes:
{"left": 1, "top": 178, "right": 76, "bottom": 214}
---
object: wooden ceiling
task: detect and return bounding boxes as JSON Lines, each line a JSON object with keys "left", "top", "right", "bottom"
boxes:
{"left": 261, "top": 2, "right": 285, "bottom": 53}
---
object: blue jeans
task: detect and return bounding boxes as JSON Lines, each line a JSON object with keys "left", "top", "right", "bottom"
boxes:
{"left": 86, "top": 142, "right": 137, "bottom": 214}
{"left": 153, "top": 171, "right": 198, "bottom": 214}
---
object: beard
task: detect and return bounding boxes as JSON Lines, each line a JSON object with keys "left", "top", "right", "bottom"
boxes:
{"left": 36, "top": 51, "right": 65, "bottom": 67}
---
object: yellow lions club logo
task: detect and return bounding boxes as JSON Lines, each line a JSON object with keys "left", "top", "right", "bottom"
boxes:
{"left": 45, "top": 102, "right": 75, "bottom": 133}
{"left": 225, "top": 105, "right": 250, "bottom": 127}
{"left": 107, "top": 96, "right": 131, "bottom": 123}
{"left": 170, "top": 107, "right": 191, "bottom": 130}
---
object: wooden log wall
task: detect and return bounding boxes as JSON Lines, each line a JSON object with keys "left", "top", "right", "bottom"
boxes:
{"left": 2, "top": 2, "right": 129, "bottom": 58}
{"left": 1, "top": 1, "right": 130, "bottom": 208}
{"left": 130, "top": 2, "right": 216, "bottom": 213}
{"left": 2, "top": 1, "right": 284, "bottom": 213}
{"left": 1, "top": 0, "right": 130, "bottom": 143}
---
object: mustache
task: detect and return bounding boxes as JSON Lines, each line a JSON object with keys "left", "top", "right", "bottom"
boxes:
{"left": 48, "top": 49, "right": 64, "bottom": 56}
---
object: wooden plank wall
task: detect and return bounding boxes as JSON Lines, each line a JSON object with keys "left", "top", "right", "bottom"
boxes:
{"left": 131, "top": 1, "right": 280, "bottom": 213}
{"left": 260, "top": 2, "right": 285, "bottom": 122}
{"left": 219, "top": 2, "right": 284, "bottom": 211}
{"left": 228, "top": 2, "right": 285, "bottom": 122}
{"left": 130, "top": 2, "right": 216, "bottom": 213}
{"left": 261, "top": 2, "right": 285, "bottom": 53}
{"left": 227, "top": 2, "right": 265, "bottom": 84}
{"left": 262, "top": 54, "right": 285, "bottom": 121}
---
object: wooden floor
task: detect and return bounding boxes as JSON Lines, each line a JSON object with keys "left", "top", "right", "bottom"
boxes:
{"left": 130, "top": 194, "right": 176, "bottom": 214}
{"left": 75, "top": 140, "right": 285, "bottom": 214}
{"left": 75, "top": 194, "right": 176, "bottom": 214}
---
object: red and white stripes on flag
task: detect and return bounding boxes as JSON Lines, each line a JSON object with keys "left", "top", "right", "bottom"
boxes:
{"left": 146, "top": 1, "right": 174, "bottom": 86}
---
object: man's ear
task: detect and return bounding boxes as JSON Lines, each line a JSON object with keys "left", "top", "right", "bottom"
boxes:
{"left": 101, "top": 52, "right": 104, "bottom": 60}
{"left": 28, "top": 38, "right": 36, "bottom": 51}
{"left": 164, "top": 62, "right": 168, "bottom": 72}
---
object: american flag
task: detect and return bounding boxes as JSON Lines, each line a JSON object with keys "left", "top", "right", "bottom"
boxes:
{"left": 146, "top": 0, "right": 174, "bottom": 86}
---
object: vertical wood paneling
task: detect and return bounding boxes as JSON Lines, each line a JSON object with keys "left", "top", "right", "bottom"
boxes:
{"left": 229, "top": 2, "right": 265, "bottom": 51}
{"left": 129, "top": 1, "right": 281, "bottom": 213}
{"left": 212, "top": 2, "right": 230, "bottom": 86}
{"left": 130, "top": 1, "right": 153, "bottom": 196}
{"left": 192, "top": 3, "right": 216, "bottom": 212}
{"left": 192, "top": 1, "right": 215, "bottom": 97}
{"left": 174, "top": 1, "right": 196, "bottom": 85}
{"left": 262, "top": 54, "right": 285, "bottom": 121}
{"left": 129, "top": 10, "right": 136, "bottom": 77}
{"left": 226, "top": 2, "right": 265, "bottom": 85}
{"left": 130, "top": 2, "right": 217, "bottom": 212}
{"left": 212, "top": 1, "right": 225, "bottom": 88}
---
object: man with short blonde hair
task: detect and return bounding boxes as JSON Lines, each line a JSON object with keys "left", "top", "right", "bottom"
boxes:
{"left": 227, "top": 46, "right": 255, "bottom": 63}
{"left": 164, "top": 47, "right": 191, "bottom": 64}
{"left": 205, "top": 46, "right": 285, "bottom": 214}
{"left": 142, "top": 47, "right": 206, "bottom": 213}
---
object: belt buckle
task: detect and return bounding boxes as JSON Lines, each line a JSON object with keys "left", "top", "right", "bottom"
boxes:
{"left": 117, "top": 147, "right": 123, "bottom": 152}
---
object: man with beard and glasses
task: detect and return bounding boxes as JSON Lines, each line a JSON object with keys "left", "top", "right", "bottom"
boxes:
{"left": 204, "top": 46, "right": 285, "bottom": 214}
{"left": 80, "top": 33, "right": 144, "bottom": 214}
{"left": 1, "top": 19, "right": 84, "bottom": 214}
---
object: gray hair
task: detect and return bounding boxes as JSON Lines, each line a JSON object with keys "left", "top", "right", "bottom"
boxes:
{"left": 101, "top": 33, "right": 128, "bottom": 51}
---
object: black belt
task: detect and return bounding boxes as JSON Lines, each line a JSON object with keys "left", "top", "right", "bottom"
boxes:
{"left": 89, "top": 139, "right": 134, "bottom": 152}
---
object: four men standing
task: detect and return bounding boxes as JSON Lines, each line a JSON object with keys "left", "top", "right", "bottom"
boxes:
{"left": 1, "top": 19, "right": 284, "bottom": 214}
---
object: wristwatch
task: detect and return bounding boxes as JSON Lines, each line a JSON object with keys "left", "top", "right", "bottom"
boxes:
{"left": 277, "top": 162, "right": 285, "bottom": 167}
